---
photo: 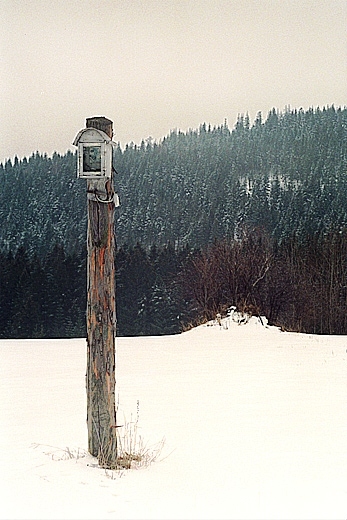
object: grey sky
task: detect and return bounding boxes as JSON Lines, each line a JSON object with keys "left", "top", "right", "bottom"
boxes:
{"left": 1, "top": 0, "right": 346, "bottom": 163}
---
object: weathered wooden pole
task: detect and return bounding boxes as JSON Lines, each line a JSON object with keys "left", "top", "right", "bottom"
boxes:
{"left": 73, "top": 116, "right": 118, "bottom": 468}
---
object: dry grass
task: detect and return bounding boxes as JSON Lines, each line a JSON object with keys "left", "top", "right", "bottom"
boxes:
{"left": 31, "top": 443, "right": 88, "bottom": 461}
{"left": 96, "top": 399, "right": 166, "bottom": 471}
{"left": 115, "top": 400, "right": 166, "bottom": 470}
{"left": 181, "top": 315, "right": 209, "bottom": 332}
{"left": 33, "top": 400, "right": 166, "bottom": 474}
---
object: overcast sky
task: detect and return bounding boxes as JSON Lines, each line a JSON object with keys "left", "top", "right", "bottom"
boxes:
{"left": 1, "top": 0, "right": 346, "bottom": 163}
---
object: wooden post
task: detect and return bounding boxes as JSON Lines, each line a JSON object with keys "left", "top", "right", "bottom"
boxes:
{"left": 85, "top": 117, "right": 117, "bottom": 468}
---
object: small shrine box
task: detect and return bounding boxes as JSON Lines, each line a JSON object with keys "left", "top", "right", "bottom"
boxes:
{"left": 73, "top": 124, "right": 114, "bottom": 179}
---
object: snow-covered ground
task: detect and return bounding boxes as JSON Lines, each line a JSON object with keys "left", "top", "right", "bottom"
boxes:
{"left": 1, "top": 316, "right": 347, "bottom": 520}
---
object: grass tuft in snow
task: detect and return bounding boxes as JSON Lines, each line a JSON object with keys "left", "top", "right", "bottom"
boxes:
{"left": 116, "top": 400, "right": 165, "bottom": 470}
{"left": 32, "top": 401, "right": 166, "bottom": 474}
{"left": 98, "top": 400, "right": 166, "bottom": 471}
{"left": 31, "top": 443, "right": 88, "bottom": 461}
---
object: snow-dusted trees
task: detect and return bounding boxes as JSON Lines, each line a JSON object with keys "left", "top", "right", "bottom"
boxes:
{"left": 1, "top": 106, "right": 347, "bottom": 337}
{"left": 0, "top": 106, "right": 346, "bottom": 255}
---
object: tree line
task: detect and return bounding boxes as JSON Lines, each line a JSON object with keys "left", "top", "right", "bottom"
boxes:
{"left": 0, "top": 243, "right": 190, "bottom": 339}
{"left": 1, "top": 105, "right": 346, "bottom": 256}
{"left": 2, "top": 227, "right": 347, "bottom": 338}
{"left": 1, "top": 104, "right": 347, "bottom": 337}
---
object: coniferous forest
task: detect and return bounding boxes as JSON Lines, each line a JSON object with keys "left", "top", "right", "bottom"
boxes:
{"left": 1, "top": 105, "right": 347, "bottom": 338}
